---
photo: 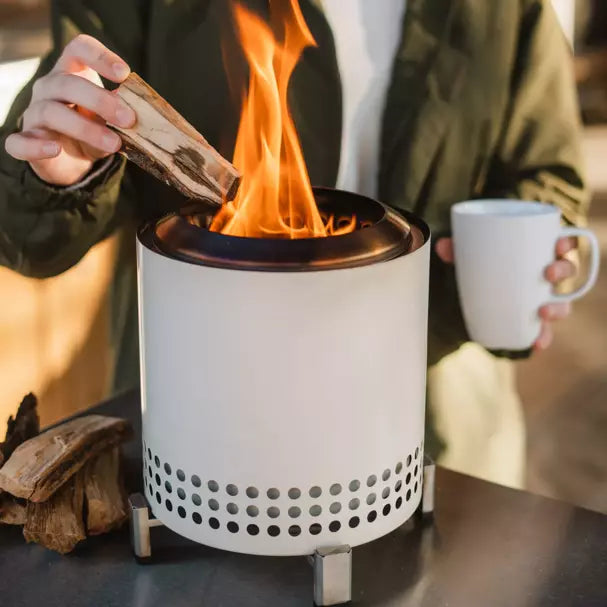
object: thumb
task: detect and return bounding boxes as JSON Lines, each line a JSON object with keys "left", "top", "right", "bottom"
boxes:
{"left": 435, "top": 238, "right": 455, "bottom": 264}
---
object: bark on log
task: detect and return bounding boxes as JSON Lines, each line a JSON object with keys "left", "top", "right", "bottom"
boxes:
{"left": 84, "top": 447, "right": 127, "bottom": 535}
{"left": 112, "top": 72, "right": 240, "bottom": 205}
{"left": 0, "top": 415, "right": 132, "bottom": 502}
{"left": 0, "top": 393, "right": 39, "bottom": 464}
{"left": 0, "top": 493, "right": 26, "bottom": 525}
{"left": 23, "top": 472, "right": 85, "bottom": 554}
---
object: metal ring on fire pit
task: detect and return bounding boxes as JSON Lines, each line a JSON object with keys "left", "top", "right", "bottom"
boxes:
{"left": 139, "top": 188, "right": 427, "bottom": 272}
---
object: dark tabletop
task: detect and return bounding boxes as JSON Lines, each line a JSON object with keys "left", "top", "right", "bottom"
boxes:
{"left": 1, "top": 389, "right": 606, "bottom": 607}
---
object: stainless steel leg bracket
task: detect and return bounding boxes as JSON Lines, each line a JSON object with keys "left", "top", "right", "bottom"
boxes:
{"left": 308, "top": 545, "right": 352, "bottom": 606}
{"left": 421, "top": 455, "right": 436, "bottom": 518}
{"left": 129, "top": 493, "right": 164, "bottom": 559}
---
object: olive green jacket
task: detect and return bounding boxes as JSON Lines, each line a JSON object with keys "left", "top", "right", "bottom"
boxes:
{"left": 0, "top": 0, "right": 588, "bottom": 396}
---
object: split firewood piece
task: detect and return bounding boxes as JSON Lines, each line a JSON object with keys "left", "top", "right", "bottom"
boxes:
{"left": 0, "top": 392, "right": 39, "bottom": 465}
{"left": 0, "top": 415, "right": 132, "bottom": 502}
{"left": 84, "top": 447, "right": 127, "bottom": 535}
{"left": 0, "top": 493, "right": 26, "bottom": 525}
{"left": 111, "top": 72, "right": 241, "bottom": 205}
{"left": 23, "top": 472, "right": 85, "bottom": 554}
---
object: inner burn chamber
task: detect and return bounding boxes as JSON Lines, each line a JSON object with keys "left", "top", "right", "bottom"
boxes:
{"left": 137, "top": 188, "right": 431, "bottom": 556}
{"left": 141, "top": 187, "right": 425, "bottom": 271}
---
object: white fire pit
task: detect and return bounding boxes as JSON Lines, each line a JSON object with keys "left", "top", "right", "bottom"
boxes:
{"left": 136, "top": 188, "right": 430, "bottom": 558}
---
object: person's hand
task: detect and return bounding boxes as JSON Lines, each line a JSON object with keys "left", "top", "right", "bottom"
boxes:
{"left": 435, "top": 236, "right": 577, "bottom": 351}
{"left": 4, "top": 35, "right": 136, "bottom": 186}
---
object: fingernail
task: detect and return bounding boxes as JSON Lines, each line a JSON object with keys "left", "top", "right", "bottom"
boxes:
{"left": 113, "top": 62, "right": 130, "bottom": 81}
{"left": 102, "top": 132, "right": 121, "bottom": 152}
{"left": 43, "top": 142, "right": 59, "bottom": 157}
{"left": 115, "top": 104, "right": 135, "bottom": 128}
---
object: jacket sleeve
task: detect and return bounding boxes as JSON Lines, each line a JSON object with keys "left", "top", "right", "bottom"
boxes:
{"left": 484, "top": 0, "right": 589, "bottom": 224}
{"left": 0, "top": 0, "right": 148, "bottom": 278}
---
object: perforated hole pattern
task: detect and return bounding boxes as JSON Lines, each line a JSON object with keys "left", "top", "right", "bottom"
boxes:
{"left": 143, "top": 441, "right": 424, "bottom": 540}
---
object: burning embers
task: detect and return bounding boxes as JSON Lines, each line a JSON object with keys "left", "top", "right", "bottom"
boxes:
{"left": 208, "top": 0, "right": 356, "bottom": 239}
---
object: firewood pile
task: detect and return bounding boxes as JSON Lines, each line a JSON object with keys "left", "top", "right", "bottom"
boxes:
{"left": 0, "top": 394, "right": 133, "bottom": 553}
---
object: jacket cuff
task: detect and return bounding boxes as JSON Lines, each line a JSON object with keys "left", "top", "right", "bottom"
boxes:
{"left": 64, "top": 155, "right": 118, "bottom": 192}
{"left": 20, "top": 154, "right": 126, "bottom": 211}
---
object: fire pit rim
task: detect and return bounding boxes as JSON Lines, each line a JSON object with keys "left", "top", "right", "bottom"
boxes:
{"left": 138, "top": 187, "right": 430, "bottom": 272}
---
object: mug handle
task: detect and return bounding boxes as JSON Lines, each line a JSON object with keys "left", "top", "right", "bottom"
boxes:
{"left": 550, "top": 227, "right": 601, "bottom": 303}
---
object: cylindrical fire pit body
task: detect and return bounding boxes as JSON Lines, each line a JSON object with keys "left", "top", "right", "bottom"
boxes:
{"left": 137, "top": 189, "right": 430, "bottom": 556}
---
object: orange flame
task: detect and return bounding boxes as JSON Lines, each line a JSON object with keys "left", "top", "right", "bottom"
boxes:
{"left": 210, "top": 0, "right": 355, "bottom": 239}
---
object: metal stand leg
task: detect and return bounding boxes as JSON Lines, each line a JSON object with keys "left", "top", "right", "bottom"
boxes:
{"left": 129, "top": 493, "right": 164, "bottom": 560}
{"left": 420, "top": 455, "right": 436, "bottom": 521}
{"left": 309, "top": 545, "right": 352, "bottom": 606}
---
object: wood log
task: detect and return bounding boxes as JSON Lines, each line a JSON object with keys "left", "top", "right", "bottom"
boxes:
{"left": 84, "top": 447, "right": 127, "bottom": 535}
{"left": 23, "top": 472, "right": 85, "bottom": 554}
{"left": 0, "top": 392, "right": 39, "bottom": 464}
{"left": 0, "top": 493, "right": 26, "bottom": 525}
{"left": 0, "top": 415, "right": 132, "bottom": 502}
{"left": 111, "top": 72, "right": 240, "bottom": 205}
{"left": 0, "top": 393, "right": 40, "bottom": 513}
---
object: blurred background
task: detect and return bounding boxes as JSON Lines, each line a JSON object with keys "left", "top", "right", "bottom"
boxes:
{"left": 0, "top": 1, "right": 605, "bottom": 512}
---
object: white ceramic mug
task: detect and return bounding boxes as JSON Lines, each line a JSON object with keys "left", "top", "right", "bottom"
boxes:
{"left": 451, "top": 200, "right": 601, "bottom": 351}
